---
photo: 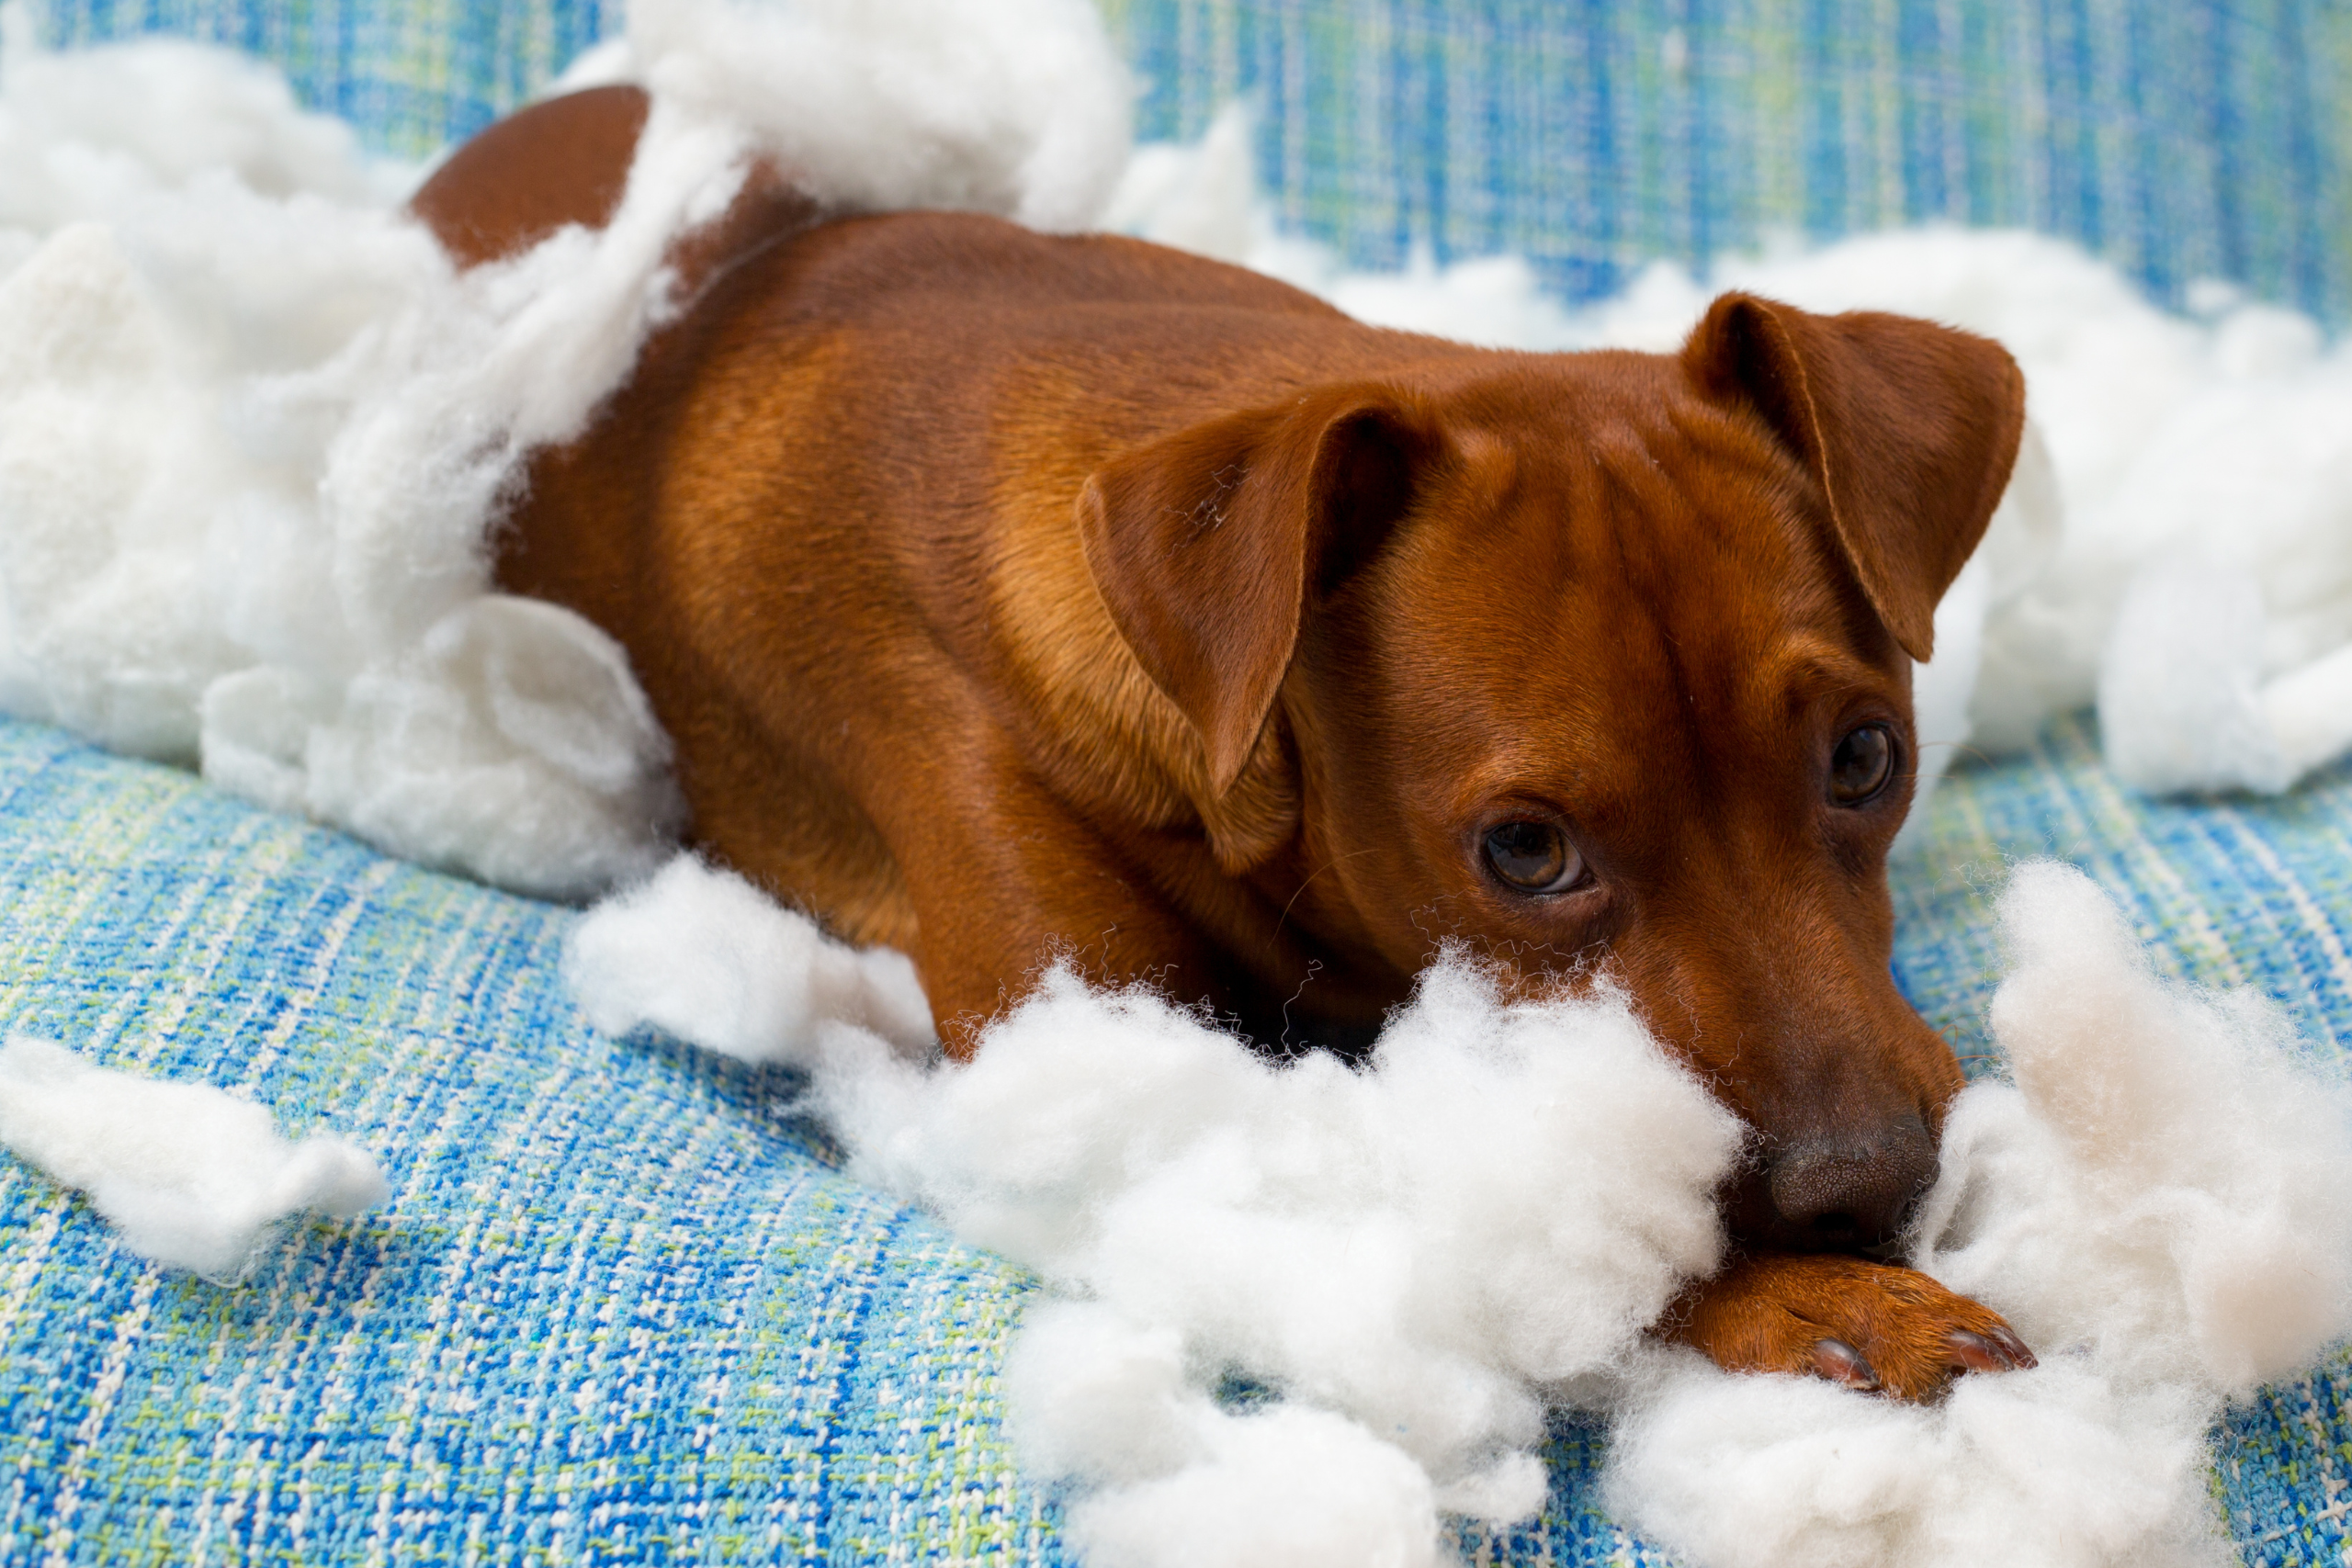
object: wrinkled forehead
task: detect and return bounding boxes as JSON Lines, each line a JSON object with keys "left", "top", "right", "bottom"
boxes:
{"left": 1363, "top": 367, "right": 1902, "bottom": 787}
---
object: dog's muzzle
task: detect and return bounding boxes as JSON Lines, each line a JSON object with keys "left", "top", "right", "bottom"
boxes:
{"left": 1742, "top": 1113, "right": 1940, "bottom": 1254}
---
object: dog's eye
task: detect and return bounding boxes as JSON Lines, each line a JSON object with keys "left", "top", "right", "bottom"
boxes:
{"left": 1829, "top": 725, "right": 1896, "bottom": 805}
{"left": 1482, "top": 821, "right": 1584, "bottom": 893}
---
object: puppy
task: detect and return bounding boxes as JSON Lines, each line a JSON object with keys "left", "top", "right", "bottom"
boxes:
{"left": 416, "top": 85, "right": 2036, "bottom": 1401}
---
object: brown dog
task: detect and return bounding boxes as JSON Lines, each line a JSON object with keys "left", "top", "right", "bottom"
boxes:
{"left": 414, "top": 85, "right": 2036, "bottom": 1402}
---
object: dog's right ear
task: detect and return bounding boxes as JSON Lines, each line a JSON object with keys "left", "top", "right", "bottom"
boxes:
{"left": 1078, "top": 388, "right": 1443, "bottom": 795}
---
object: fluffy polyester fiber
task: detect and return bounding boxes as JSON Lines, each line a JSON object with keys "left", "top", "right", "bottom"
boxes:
{"left": 3, "top": 716, "right": 2351, "bottom": 1566}
{"left": 0, "top": 1034, "right": 385, "bottom": 1281}
{"left": 1601, "top": 858, "right": 2352, "bottom": 1568}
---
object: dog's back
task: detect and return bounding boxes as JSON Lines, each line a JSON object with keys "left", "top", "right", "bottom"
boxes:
{"left": 447, "top": 93, "right": 1498, "bottom": 1032}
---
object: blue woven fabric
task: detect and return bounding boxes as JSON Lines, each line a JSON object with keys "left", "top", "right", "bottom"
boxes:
{"left": 2, "top": 712, "right": 2351, "bottom": 1563}
{"left": 1102, "top": 0, "right": 2352, "bottom": 324}
{"left": 0, "top": 722, "right": 1057, "bottom": 1564}
{"left": 27, "top": 0, "right": 615, "bottom": 167}
{"left": 1894, "top": 712, "right": 2352, "bottom": 1075}
{"left": 20, "top": 0, "right": 2351, "bottom": 323}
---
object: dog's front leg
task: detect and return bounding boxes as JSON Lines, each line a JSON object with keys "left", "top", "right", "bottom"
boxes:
{"left": 1658, "top": 1251, "right": 2035, "bottom": 1401}
{"left": 867, "top": 741, "right": 1246, "bottom": 1059}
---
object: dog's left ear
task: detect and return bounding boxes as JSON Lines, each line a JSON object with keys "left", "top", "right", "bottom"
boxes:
{"left": 1078, "top": 386, "right": 1445, "bottom": 794}
{"left": 1682, "top": 292, "right": 2026, "bottom": 661}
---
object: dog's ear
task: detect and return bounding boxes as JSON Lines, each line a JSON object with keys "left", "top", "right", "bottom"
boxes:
{"left": 1682, "top": 292, "right": 2026, "bottom": 661}
{"left": 1079, "top": 388, "right": 1442, "bottom": 793}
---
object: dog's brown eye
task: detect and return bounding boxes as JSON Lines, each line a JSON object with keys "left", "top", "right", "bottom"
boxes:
{"left": 1483, "top": 821, "right": 1583, "bottom": 893}
{"left": 1829, "top": 725, "right": 1896, "bottom": 805}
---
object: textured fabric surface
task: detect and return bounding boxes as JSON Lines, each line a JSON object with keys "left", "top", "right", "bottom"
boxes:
{"left": 0, "top": 721, "right": 1057, "bottom": 1565}
{"left": 21, "top": 0, "right": 2352, "bottom": 323}
{"left": 2, "top": 715, "right": 2351, "bottom": 1563}
{"left": 1102, "top": 0, "right": 2352, "bottom": 322}
{"left": 26, "top": 0, "right": 613, "bottom": 167}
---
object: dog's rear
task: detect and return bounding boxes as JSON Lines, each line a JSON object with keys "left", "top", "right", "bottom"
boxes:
{"left": 418, "top": 86, "right": 2035, "bottom": 1400}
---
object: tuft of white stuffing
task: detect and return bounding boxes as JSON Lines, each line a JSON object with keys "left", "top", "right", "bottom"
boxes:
{"left": 1098, "top": 101, "right": 1258, "bottom": 265}
{"left": 1599, "top": 861, "right": 2352, "bottom": 1568}
{"left": 0, "top": 2, "right": 402, "bottom": 235}
{"left": 1918, "top": 860, "right": 2352, "bottom": 1395}
{"left": 2100, "top": 557, "right": 2352, "bottom": 797}
{"left": 625, "top": 0, "right": 1131, "bottom": 233}
{"left": 1008, "top": 1304, "right": 1449, "bottom": 1568}
{"left": 568, "top": 856, "right": 1743, "bottom": 1562}
{"left": 1602, "top": 1351, "right": 2229, "bottom": 1568}
{"left": 0, "top": 1034, "right": 389, "bottom": 1281}
{"left": 2096, "top": 559, "right": 2286, "bottom": 795}
{"left": 824, "top": 962, "right": 1739, "bottom": 1466}
{"left": 0, "top": 18, "right": 703, "bottom": 895}
{"left": 1064, "top": 1397, "right": 1446, "bottom": 1568}
{"left": 203, "top": 597, "right": 685, "bottom": 896}
{"left": 562, "top": 853, "right": 933, "bottom": 1062}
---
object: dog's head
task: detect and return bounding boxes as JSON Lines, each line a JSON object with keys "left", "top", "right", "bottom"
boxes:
{"left": 1079, "top": 292, "right": 2027, "bottom": 1254}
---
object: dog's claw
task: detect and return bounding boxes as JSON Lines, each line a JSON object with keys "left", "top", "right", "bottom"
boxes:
{"left": 1947, "top": 1324, "right": 2038, "bottom": 1373}
{"left": 1943, "top": 1328, "right": 2015, "bottom": 1375}
{"left": 1811, "top": 1337, "right": 1881, "bottom": 1391}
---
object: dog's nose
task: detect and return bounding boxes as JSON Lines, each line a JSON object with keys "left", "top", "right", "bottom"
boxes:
{"left": 1765, "top": 1115, "right": 1939, "bottom": 1248}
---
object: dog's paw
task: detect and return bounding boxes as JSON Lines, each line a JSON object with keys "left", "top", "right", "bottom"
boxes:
{"left": 1661, "top": 1251, "right": 2036, "bottom": 1402}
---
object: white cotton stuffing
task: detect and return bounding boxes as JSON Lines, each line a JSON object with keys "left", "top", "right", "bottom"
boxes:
{"left": 2100, "top": 558, "right": 2352, "bottom": 796}
{"left": 825, "top": 959, "right": 1739, "bottom": 1461}
{"left": 568, "top": 854, "right": 1743, "bottom": 1559}
{"left": 1599, "top": 860, "right": 2352, "bottom": 1568}
{"left": 0, "top": 2, "right": 400, "bottom": 238}
{"left": 1007, "top": 1304, "right": 1454, "bottom": 1568}
{"left": 1603, "top": 1354, "right": 2230, "bottom": 1568}
{"left": 1057, "top": 1393, "right": 1449, "bottom": 1568}
{"left": 561, "top": 852, "right": 934, "bottom": 1062}
{"left": 0, "top": 1034, "right": 388, "bottom": 1281}
{"left": 0, "top": 192, "right": 698, "bottom": 894}
{"left": 621, "top": 0, "right": 1132, "bottom": 233}
{"left": 1917, "top": 861, "right": 2352, "bottom": 1395}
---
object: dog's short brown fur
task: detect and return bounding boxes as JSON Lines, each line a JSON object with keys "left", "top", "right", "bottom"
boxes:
{"left": 415, "top": 85, "right": 2037, "bottom": 1399}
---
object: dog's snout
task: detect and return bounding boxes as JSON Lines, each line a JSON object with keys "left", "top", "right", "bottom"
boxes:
{"left": 1764, "top": 1115, "right": 1939, "bottom": 1249}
